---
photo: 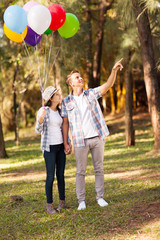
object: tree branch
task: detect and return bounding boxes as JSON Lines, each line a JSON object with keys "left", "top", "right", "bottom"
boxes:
{"left": 83, "top": 0, "right": 114, "bottom": 13}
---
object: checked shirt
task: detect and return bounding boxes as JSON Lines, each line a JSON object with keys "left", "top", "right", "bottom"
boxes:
{"left": 35, "top": 107, "right": 51, "bottom": 152}
{"left": 61, "top": 87, "right": 109, "bottom": 147}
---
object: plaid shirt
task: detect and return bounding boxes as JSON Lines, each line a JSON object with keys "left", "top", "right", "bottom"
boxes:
{"left": 61, "top": 87, "right": 109, "bottom": 147}
{"left": 35, "top": 107, "right": 51, "bottom": 152}
{"left": 35, "top": 107, "right": 67, "bottom": 152}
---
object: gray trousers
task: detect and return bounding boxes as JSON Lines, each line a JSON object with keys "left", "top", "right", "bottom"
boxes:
{"left": 74, "top": 137, "right": 105, "bottom": 203}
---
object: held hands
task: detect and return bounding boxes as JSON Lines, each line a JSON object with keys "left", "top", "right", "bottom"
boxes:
{"left": 38, "top": 107, "right": 47, "bottom": 124}
{"left": 64, "top": 142, "right": 72, "bottom": 155}
{"left": 112, "top": 58, "right": 123, "bottom": 72}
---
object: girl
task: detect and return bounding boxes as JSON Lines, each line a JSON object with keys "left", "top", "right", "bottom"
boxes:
{"left": 35, "top": 86, "right": 70, "bottom": 214}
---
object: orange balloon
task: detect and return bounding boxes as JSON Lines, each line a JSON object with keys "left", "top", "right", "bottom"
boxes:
{"left": 4, "top": 24, "right": 27, "bottom": 43}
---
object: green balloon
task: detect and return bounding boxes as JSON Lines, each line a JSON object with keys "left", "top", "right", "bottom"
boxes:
{"left": 44, "top": 28, "right": 52, "bottom": 35}
{"left": 58, "top": 13, "right": 79, "bottom": 39}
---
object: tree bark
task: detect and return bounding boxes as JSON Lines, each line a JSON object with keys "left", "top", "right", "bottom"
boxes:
{"left": 0, "top": 115, "right": 8, "bottom": 158}
{"left": 109, "top": 87, "right": 116, "bottom": 114}
{"left": 116, "top": 75, "right": 121, "bottom": 113}
{"left": 12, "top": 61, "right": 19, "bottom": 145}
{"left": 125, "top": 50, "right": 135, "bottom": 146}
{"left": 85, "top": 0, "right": 93, "bottom": 86}
{"left": 86, "top": 0, "right": 114, "bottom": 88}
{"left": 21, "top": 102, "right": 27, "bottom": 127}
{"left": 102, "top": 95, "right": 107, "bottom": 114}
{"left": 132, "top": 0, "right": 160, "bottom": 149}
{"left": 133, "top": 77, "right": 136, "bottom": 110}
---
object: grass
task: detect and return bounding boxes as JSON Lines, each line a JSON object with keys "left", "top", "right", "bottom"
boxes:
{"left": 0, "top": 111, "right": 160, "bottom": 240}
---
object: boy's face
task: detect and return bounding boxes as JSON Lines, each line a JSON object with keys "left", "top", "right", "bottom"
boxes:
{"left": 69, "top": 73, "right": 84, "bottom": 88}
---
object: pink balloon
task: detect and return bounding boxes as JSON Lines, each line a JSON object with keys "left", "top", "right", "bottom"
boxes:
{"left": 23, "top": 1, "right": 39, "bottom": 14}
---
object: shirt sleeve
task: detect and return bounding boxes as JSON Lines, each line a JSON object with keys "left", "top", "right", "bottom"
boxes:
{"left": 61, "top": 99, "right": 68, "bottom": 118}
{"left": 35, "top": 108, "right": 44, "bottom": 134}
{"left": 90, "top": 86, "right": 102, "bottom": 99}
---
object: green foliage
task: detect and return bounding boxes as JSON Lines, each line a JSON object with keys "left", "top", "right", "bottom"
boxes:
{"left": 116, "top": 0, "right": 135, "bottom": 28}
{"left": 140, "top": 0, "right": 160, "bottom": 13}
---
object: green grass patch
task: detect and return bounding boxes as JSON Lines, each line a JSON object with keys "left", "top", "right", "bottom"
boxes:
{"left": 0, "top": 112, "right": 160, "bottom": 239}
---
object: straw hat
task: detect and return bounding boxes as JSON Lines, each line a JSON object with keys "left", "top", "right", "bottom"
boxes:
{"left": 42, "top": 86, "right": 58, "bottom": 102}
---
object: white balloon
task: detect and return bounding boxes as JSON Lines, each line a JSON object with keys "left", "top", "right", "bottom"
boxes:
{"left": 27, "top": 5, "right": 51, "bottom": 35}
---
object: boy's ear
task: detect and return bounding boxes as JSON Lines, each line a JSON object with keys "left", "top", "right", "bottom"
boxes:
{"left": 69, "top": 81, "right": 72, "bottom": 87}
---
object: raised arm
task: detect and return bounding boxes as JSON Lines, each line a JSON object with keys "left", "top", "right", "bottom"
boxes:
{"left": 100, "top": 58, "right": 123, "bottom": 96}
{"left": 35, "top": 108, "right": 47, "bottom": 134}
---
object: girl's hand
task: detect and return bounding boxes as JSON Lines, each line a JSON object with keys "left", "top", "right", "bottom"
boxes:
{"left": 38, "top": 108, "right": 47, "bottom": 124}
{"left": 64, "top": 143, "right": 72, "bottom": 155}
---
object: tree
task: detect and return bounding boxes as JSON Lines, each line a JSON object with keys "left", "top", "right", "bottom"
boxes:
{"left": 0, "top": 114, "right": 8, "bottom": 158}
{"left": 131, "top": 0, "right": 160, "bottom": 149}
{"left": 125, "top": 50, "right": 135, "bottom": 146}
{"left": 83, "top": 0, "right": 114, "bottom": 89}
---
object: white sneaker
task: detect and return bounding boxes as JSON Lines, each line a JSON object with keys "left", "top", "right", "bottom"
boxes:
{"left": 97, "top": 198, "right": 108, "bottom": 207}
{"left": 77, "top": 201, "right": 86, "bottom": 210}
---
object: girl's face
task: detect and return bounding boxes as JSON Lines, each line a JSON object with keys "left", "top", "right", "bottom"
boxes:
{"left": 51, "top": 91, "right": 61, "bottom": 105}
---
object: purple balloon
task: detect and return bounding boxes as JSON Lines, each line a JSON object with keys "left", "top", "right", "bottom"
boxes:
{"left": 24, "top": 25, "right": 42, "bottom": 46}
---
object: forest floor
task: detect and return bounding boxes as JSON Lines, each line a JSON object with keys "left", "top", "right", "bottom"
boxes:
{"left": 0, "top": 110, "right": 160, "bottom": 240}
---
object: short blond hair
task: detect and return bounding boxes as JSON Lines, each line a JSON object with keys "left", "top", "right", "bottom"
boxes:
{"left": 66, "top": 70, "right": 79, "bottom": 85}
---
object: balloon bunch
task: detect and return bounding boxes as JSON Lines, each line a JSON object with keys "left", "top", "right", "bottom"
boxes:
{"left": 3, "top": 1, "right": 79, "bottom": 46}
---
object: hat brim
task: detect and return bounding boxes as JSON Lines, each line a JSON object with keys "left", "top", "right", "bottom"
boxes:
{"left": 43, "top": 89, "right": 58, "bottom": 103}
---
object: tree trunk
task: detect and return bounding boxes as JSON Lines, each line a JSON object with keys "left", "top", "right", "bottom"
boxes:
{"left": 87, "top": 0, "right": 114, "bottom": 88}
{"left": 125, "top": 50, "right": 135, "bottom": 146}
{"left": 21, "top": 102, "right": 27, "bottom": 127}
{"left": 116, "top": 75, "right": 121, "bottom": 113}
{"left": 102, "top": 95, "right": 107, "bottom": 115}
{"left": 109, "top": 87, "right": 116, "bottom": 114}
{"left": 53, "top": 65, "right": 56, "bottom": 87}
{"left": 133, "top": 77, "right": 136, "bottom": 110}
{"left": 92, "top": 2, "right": 107, "bottom": 88}
{"left": 0, "top": 115, "right": 8, "bottom": 158}
{"left": 85, "top": 0, "right": 93, "bottom": 86}
{"left": 12, "top": 61, "right": 19, "bottom": 145}
{"left": 132, "top": 0, "right": 160, "bottom": 149}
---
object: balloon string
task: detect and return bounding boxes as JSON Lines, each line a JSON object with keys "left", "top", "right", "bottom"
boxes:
{"left": 43, "top": 34, "right": 47, "bottom": 86}
{"left": 39, "top": 37, "right": 43, "bottom": 82}
{"left": 44, "top": 42, "right": 52, "bottom": 88}
{"left": 19, "top": 39, "right": 31, "bottom": 94}
{"left": 48, "top": 44, "right": 62, "bottom": 80}
{"left": 44, "top": 36, "right": 64, "bottom": 89}
{"left": 35, "top": 41, "right": 42, "bottom": 89}
{"left": 21, "top": 37, "right": 33, "bottom": 69}
{"left": 44, "top": 31, "right": 54, "bottom": 89}
{"left": 40, "top": 87, "right": 45, "bottom": 107}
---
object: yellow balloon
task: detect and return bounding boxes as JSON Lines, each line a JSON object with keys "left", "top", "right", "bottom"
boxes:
{"left": 4, "top": 24, "right": 27, "bottom": 43}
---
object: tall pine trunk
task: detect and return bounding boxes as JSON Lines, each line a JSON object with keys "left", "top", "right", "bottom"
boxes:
{"left": 109, "top": 88, "right": 116, "bottom": 114}
{"left": 125, "top": 50, "right": 135, "bottom": 146}
{"left": 85, "top": 0, "right": 93, "bottom": 86}
{"left": 13, "top": 61, "right": 20, "bottom": 145}
{"left": 92, "top": 2, "right": 106, "bottom": 88}
{"left": 0, "top": 115, "right": 8, "bottom": 158}
{"left": 87, "top": 0, "right": 114, "bottom": 89}
{"left": 132, "top": 0, "right": 160, "bottom": 149}
{"left": 116, "top": 75, "right": 121, "bottom": 113}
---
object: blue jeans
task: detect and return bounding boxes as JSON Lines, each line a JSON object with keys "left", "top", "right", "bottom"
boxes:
{"left": 44, "top": 144, "right": 66, "bottom": 204}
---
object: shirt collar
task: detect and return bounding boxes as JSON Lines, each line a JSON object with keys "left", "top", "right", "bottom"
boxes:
{"left": 68, "top": 89, "right": 86, "bottom": 100}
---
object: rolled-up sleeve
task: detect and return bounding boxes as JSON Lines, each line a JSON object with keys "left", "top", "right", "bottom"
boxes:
{"left": 90, "top": 86, "right": 102, "bottom": 99}
{"left": 61, "top": 99, "right": 68, "bottom": 118}
{"left": 35, "top": 109, "right": 43, "bottom": 134}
